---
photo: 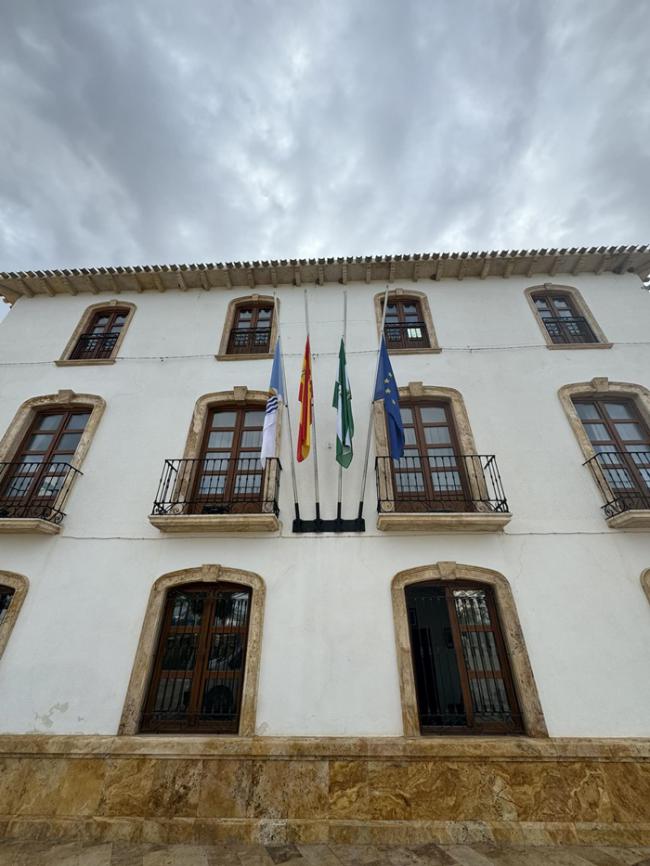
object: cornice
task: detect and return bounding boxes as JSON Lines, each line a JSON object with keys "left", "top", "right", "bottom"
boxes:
{"left": 1, "top": 244, "right": 648, "bottom": 304}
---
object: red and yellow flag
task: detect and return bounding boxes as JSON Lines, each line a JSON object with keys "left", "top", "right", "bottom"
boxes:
{"left": 297, "top": 336, "right": 313, "bottom": 462}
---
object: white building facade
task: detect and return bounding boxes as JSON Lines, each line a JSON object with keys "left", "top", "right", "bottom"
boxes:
{"left": 0, "top": 247, "right": 649, "bottom": 844}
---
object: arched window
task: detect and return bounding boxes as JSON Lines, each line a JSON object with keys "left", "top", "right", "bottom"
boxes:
{"left": 119, "top": 564, "right": 265, "bottom": 736}
{"left": 141, "top": 581, "right": 252, "bottom": 733}
{"left": 559, "top": 380, "right": 650, "bottom": 527}
{"left": 0, "top": 572, "right": 29, "bottom": 661}
{"left": 58, "top": 301, "right": 136, "bottom": 364}
{"left": 406, "top": 581, "right": 522, "bottom": 734}
{"left": 217, "top": 295, "right": 278, "bottom": 360}
{"left": 373, "top": 290, "right": 440, "bottom": 355}
{"left": 0, "top": 391, "right": 105, "bottom": 533}
{"left": 392, "top": 563, "right": 547, "bottom": 738}
{"left": 525, "top": 284, "right": 609, "bottom": 348}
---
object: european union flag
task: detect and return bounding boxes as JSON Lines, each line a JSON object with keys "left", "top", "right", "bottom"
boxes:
{"left": 373, "top": 336, "right": 404, "bottom": 459}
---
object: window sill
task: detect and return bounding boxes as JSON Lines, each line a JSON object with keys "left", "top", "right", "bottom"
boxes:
{"left": 376, "top": 512, "right": 512, "bottom": 532}
{"left": 0, "top": 518, "right": 61, "bottom": 535}
{"left": 606, "top": 510, "right": 650, "bottom": 529}
{"left": 215, "top": 353, "right": 273, "bottom": 362}
{"left": 545, "top": 342, "right": 613, "bottom": 350}
{"left": 55, "top": 358, "right": 116, "bottom": 366}
{"left": 149, "top": 513, "right": 280, "bottom": 533}
{"left": 385, "top": 347, "right": 442, "bottom": 356}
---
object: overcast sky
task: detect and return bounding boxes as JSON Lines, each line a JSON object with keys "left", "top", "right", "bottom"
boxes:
{"left": 1, "top": 0, "right": 649, "bottom": 314}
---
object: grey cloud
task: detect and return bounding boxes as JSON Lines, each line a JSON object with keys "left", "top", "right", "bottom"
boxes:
{"left": 0, "top": 0, "right": 648, "bottom": 318}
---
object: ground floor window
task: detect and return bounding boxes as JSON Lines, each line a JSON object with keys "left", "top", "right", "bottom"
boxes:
{"left": 141, "top": 582, "right": 251, "bottom": 733}
{"left": 406, "top": 581, "right": 523, "bottom": 734}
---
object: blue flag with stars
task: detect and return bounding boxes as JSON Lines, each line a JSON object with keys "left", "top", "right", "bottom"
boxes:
{"left": 373, "top": 336, "right": 404, "bottom": 459}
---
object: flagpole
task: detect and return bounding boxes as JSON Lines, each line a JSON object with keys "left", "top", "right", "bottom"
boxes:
{"left": 336, "top": 290, "right": 348, "bottom": 521}
{"left": 304, "top": 288, "right": 321, "bottom": 522}
{"left": 274, "top": 294, "right": 301, "bottom": 522}
{"left": 357, "top": 284, "right": 390, "bottom": 521}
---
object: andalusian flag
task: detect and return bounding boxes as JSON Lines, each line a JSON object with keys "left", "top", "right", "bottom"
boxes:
{"left": 297, "top": 336, "right": 313, "bottom": 462}
{"left": 332, "top": 338, "right": 354, "bottom": 468}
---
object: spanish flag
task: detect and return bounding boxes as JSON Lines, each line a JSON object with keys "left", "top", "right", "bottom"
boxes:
{"left": 297, "top": 336, "right": 313, "bottom": 462}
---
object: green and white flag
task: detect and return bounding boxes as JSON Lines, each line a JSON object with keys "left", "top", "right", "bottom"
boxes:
{"left": 332, "top": 338, "right": 354, "bottom": 468}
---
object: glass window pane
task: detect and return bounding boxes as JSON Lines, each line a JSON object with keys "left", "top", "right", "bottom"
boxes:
{"left": 37, "top": 475, "right": 64, "bottom": 497}
{"left": 583, "top": 423, "right": 609, "bottom": 442}
{"left": 199, "top": 475, "right": 226, "bottom": 495}
{"left": 454, "top": 589, "right": 491, "bottom": 625}
{"left": 207, "top": 634, "right": 244, "bottom": 670}
{"left": 244, "top": 411, "right": 265, "bottom": 427}
{"left": 57, "top": 433, "right": 82, "bottom": 451}
{"left": 614, "top": 423, "right": 644, "bottom": 441}
{"left": 170, "top": 593, "right": 203, "bottom": 626}
{"left": 400, "top": 407, "right": 413, "bottom": 424}
{"left": 66, "top": 413, "right": 90, "bottom": 431}
{"left": 404, "top": 428, "right": 417, "bottom": 446}
{"left": 469, "top": 677, "right": 510, "bottom": 717}
{"left": 212, "top": 412, "right": 236, "bottom": 427}
{"left": 0, "top": 588, "right": 14, "bottom": 627}
{"left": 234, "top": 474, "right": 262, "bottom": 495}
{"left": 604, "top": 403, "right": 634, "bottom": 420}
{"left": 201, "top": 680, "right": 236, "bottom": 717}
{"left": 575, "top": 403, "right": 599, "bottom": 421}
{"left": 37, "top": 414, "right": 64, "bottom": 431}
{"left": 424, "top": 426, "right": 451, "bottom": 445}
{"left": 26, "top": 433, "right": 53, "bottom": 451}
{"left": 208, "top": 430, "right": 233, "bottom": 449}
{"left": 162, "top": 634, "right": 197, "bottom": 670}
{"left": 241, "top": 430, "right": 262, "bottom": 448}
{"left": 419, "top": 406, "right": 446, "bottom": 423}
{"left": 213, "top": 591, "right": 249, "bottom": 626}
{"left": 154, "top": 677, "right": 192, "bottom": 713}
{"left": 431, "top": 471, "right": 462, "bottom": 492}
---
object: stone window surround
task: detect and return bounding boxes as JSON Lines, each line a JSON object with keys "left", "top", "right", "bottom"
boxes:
{"left": 56, "top": 300, "right": 137, "bottom": 366}
{"left": 118, "top": 563, "right": 265, "bottom": 736}
{"left": 0, "top": 391, "right": 106, "bottom": 534}
{"left": 642, "top": 569, "right": 650, "bottom": 606}
{"left": 391, "top": 561, "right": 548, "bottom": 738}
{"left": 374, "top": 381, "right": 511, "bottom": 531}
{"left": 148, "top": 387, "right": 281, "bottom": 532}
{"left": 524, "top": 283, "right": 611, "bottom": 349}
{"left": 216, "top": 294, "right": 279, "bottom": 361}
{"left": 558, "top": 378, "right": 650, "bottom": 528}
{"left": 0, "top": 571, "right": 29, "bottom": 661}
{"left": 373, "top": 289, "right": 441, "bottom": 355}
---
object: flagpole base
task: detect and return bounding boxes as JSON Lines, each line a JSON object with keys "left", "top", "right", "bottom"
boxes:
{"left": 292, "top": 517, "right": 365, "bottom": 534}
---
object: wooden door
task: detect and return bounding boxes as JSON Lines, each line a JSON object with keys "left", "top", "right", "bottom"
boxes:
{"left": 71, "top": 308, "right": 129, "bottom": 359}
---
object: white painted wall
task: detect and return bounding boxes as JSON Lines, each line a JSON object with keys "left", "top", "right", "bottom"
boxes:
{"left": 0, "top": 273, "right": 649, "bottom": 737}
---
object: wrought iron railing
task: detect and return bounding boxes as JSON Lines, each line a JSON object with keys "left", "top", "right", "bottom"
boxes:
{"left": 376, "top": 454, "right": 509, "bottom": 514}
{"left": 541, "top": 316, "right": 597, "bottom": 344}
{"left": 383, "top": 321, "right": 430, "bottom": 350}
{"left": 151, "top": 457, "right": 280, "bottom": 516}
{"left": 584, "top": 450, "right": 650, "bottom": 518}
{"left": 226, "top": 327, "right": 272, "bottom": 355}
{"left": 0, "top": 461, "right": 82, "bottom": 524}
{"left": 70, "top": 332, "right": 120, "bottom": 360}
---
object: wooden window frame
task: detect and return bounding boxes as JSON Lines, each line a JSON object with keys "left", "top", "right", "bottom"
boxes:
{"left": 406, "top": 580, "right": 523, "bottom": 735}
{"left": 558, "top": 379, "right": 650, "bottom": 528}
{"left": 525, "top": 284, "right": 610, "bottom": 349}
{"left": 141, "top": 581, "right": 252, "bottom": 734}
{"left": 216, "top": 295, "right": 278, "bottom": 361}
{"left": 391, "top": 562, "right": 548, "bottom": 738}
{"left": 0, "top": 391, "right": 105, "bottom": 534}
{"left": 119, "top": 564, "right": 265, "bottom": 736}
{"left": 57, "top": 300, "right": 136, "bottom": 366}
{"left": 0, "top": 571, "right": 29, "bottom": 661}
{"left": 373, "top": 289, "right": 440, "bottom": 355}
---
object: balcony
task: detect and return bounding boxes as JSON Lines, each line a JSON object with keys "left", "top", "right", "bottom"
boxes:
{"left": 149, "top": 457, "right": 281, "bottom": 533}
{"left": 375, "top": 454, "right": 511, "bottom": 532}
{"left": 584, "top": 450, "right": 650, "bottom": 529}
{"left": 541, "top": 316, "right": 598, "bottom": 346}
{"left": 384, "top": 321, "right": 430, "bottom": 351}
{"left": 69, "top": 332, "right": 120, "bottom": 361}
{"left": 0, "top": 461, "right": 82, "bottom": 534}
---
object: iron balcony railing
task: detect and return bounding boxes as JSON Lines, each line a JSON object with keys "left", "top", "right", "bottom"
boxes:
{"left": 584, "top": 450, "right": 650, "bottom": 519}
{"left": 226, "top": 327, "right": 272, "bottom": 355}
{"left": 151, "top": 457, "right": 280, "bottom": 517}
{"left": 541, "top": 316, "right": 597, "bottom": 345}
{"left": 70, "top": 332, "right": 120, "bottom": 360}
{"left": 0, "top": 461, "right": 82, "bottom": 524}
{"left": 376, "top": 454, "right": 509, "bottom": 514}
{"left": 383, "top": 321, "right": 430, "bottom": 350}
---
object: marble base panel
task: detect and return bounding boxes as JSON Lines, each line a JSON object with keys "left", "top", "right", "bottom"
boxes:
{"left": 0, "top": 735, "right": 649, "bottom": 846}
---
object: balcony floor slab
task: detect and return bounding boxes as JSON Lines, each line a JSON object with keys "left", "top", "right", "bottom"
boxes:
{"left": 606, "top": 509, "right": 650, "bottom": 529}
{"left": 149, "top": 513, "right": 280, "bottom": 533}
{"left": 376, "top": 512, "right": 512, "bottom": 532}
{"left": 0, "top": 518, "right": 61, "bottom": 535}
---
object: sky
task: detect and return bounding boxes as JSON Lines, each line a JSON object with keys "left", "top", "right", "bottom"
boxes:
{"left": 0, "top": 0, "right": 649, "bottom": 322}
